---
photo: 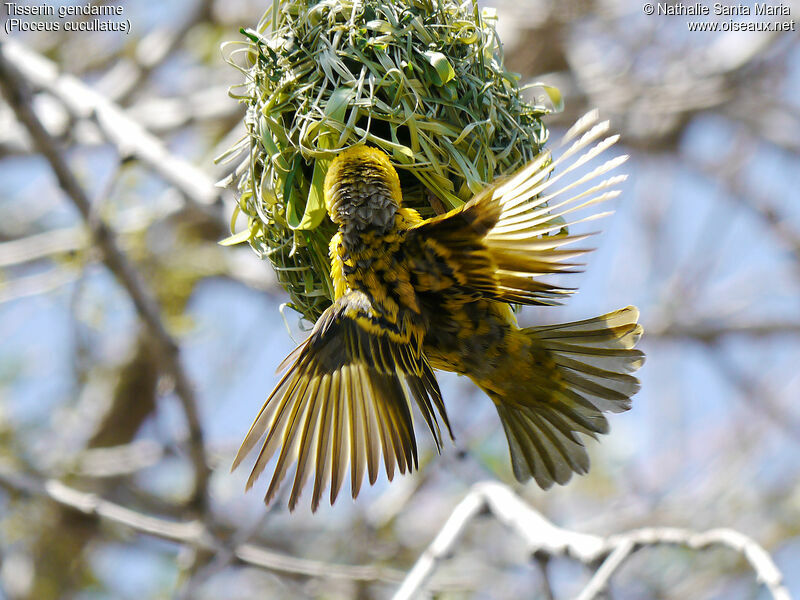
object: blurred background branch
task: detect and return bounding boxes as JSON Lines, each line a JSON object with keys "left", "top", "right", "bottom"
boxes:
{"left": 0, "top": 468, "right": 471, "bottom": 590}
{"left": 0, "top": 46, "right": 211, "bottom": 513}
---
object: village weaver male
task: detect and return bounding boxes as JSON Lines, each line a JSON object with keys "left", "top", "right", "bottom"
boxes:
{"left": 233, "top": 111, "right": 644, "bottom": 511}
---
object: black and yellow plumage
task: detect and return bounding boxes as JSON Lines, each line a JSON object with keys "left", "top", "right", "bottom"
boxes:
{"left": 233, "top": 111, "right": 644, "bottom": 511}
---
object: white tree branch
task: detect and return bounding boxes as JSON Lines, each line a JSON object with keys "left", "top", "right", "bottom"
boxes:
{"left": 394, "top": 482, "right": 790, "bottom": 600}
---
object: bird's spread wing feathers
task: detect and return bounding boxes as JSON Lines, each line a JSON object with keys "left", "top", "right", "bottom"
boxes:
{"left": 232, "top": 292, "right": 451, "bottom": 511}
{"left": 407, "top": 110, "right": 628, "bottom": 305}
{"left": 495, "top": 306, "right": 644, "bottom": 488}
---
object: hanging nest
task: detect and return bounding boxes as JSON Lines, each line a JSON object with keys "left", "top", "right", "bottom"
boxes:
{"left": 222, "top": 0, "right": 561, "bottom": 323}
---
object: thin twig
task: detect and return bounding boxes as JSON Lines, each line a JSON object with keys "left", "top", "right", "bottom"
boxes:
{"left": 599, "top": 527, "right": 791, "bottom": 600}
{"left": 648, "top": 321, "right": 800, "bottom": 343}
{"left": 0, "top": 268, "right": 80, "bottom": 304}
{"left": 75, "top": 441, "right": 165, "bottom": 478}
{"left": 392, "top": 487, "right": 486, "bottom": 600}
{"left": 0, "top": 227, "right": 86, "bottom": 268}
{"left": 176, "top": 512, "right": 272, "bottom": 600}
{"left": 575, "top": 539, "right": 635, "bottom": 600}
{"left": 0, "top": 45, "right": 211, "bottom": 512}
{"left": 533, "top": 552, "right": 555, "bottom": 600}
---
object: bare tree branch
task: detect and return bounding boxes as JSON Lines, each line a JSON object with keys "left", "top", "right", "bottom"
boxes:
{"left": 0, "top": 268, "right": 81, "bottom": 303}
{"left": 0, "top": 228, "right": 87, "bottom": 268}
{"left": 96, "top": 0, "right": 215, "bottom": 105}
{"left": 0, "top": 218, "right": 275, "bottom": 293}
{"left": 74, "top": 441, "right": 165, "bottom": 478}
{"left": 0, "top": 45, "right": 211, "bottom": 511}
{"left": 0, "top": 470, "right": 469, "bottom": 590}
{"left": 0, "top": 85, "right": 240, "bottom": 156}
{"left": 394, "top": 482, "right": 790, "bottom": 600}
{"left": 648, "top": 321, "right": 800, "bottom": 342}
{"left": 1, "top": 40, "right": 221, "bottom": 207}
{"left": 392, "top": 484, "right": 487, "bottom": 600}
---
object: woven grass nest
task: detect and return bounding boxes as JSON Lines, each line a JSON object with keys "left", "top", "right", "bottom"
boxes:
{"left": 223, "top": 0, "right": 561, "bottom": 322}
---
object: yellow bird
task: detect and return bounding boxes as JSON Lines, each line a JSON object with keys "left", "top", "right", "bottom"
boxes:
{"left": 233, "top": 111, "right": 644, "bottom": 511}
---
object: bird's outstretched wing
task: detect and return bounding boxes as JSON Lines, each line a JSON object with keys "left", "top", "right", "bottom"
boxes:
{"left": 232, "top": 291, "right": 451, "bottom": 511}
{"left": 405, "top": 111, "right": 627, "bottom": 305}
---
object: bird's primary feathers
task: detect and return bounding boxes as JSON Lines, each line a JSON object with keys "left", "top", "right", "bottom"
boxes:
{"left": 233, "top": 111, "right": 644, "bottom": 511}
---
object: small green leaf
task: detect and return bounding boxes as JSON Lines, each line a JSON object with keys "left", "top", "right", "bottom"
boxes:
{"left": 218, "top": 228, "right": 252, "bottom": 246}
{"left": 258, "top": 116, "right": 290, "bottom": 173}
{"left": 239, "top": 27, "right": 262, "bottom": 44}
{"left": 364, "top": 132, "right": 414, "bottom": 159}
{"left": 324, "top": 86, "right": 356, "bottom": 123}
{"left": 526, "top": 82, "right": 564, "bottom": 114}
{"left": 423, "top": 51, "right": 455, "bottom": 86}
{"left": 295, "top": 158, "right": 329, "bottom": 230}
{"left": 365, "top": 20, "right": 393, "bottom": 33}
{"left": 284, "top": 155, "right": 303, "bottom": 229}
{"left": 285, "top": 86, "right": 356, "bottom": 231}
{"left": 229, "top": 204, "right": 241, "bottom": 234}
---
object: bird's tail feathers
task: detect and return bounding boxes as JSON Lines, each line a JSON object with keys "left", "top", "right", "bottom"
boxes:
{"left": 490, "top": 306, "right": 644, "bottom": 488}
